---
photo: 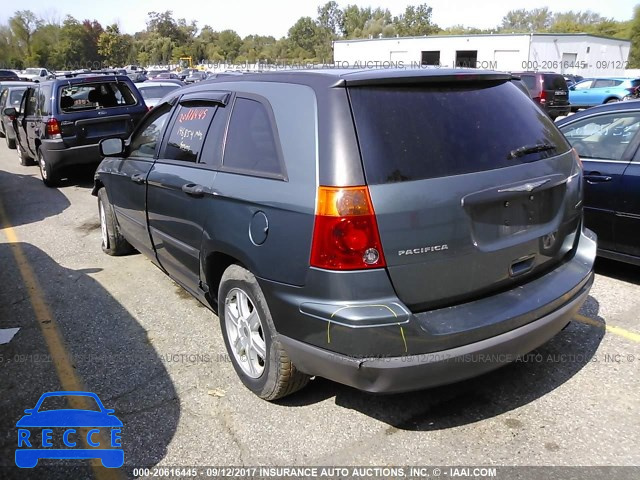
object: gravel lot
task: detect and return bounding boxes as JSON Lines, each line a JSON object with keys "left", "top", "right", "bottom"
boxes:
{"left": 0, "top": 141, "right": 638, "bottom": 480}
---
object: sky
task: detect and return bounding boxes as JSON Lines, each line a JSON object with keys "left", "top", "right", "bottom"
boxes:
{"left": 0, "top": 0, "right": 637, "bottom": 38}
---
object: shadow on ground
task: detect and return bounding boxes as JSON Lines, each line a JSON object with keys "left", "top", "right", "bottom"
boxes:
{"left": 0, "top": 242, "right": 179, "bottom": 478}
{"left": 0, "top": 170, "right": 70, "bottom": 228}
{"left": 280, "top": 296, "right": 605, "bottom": 432}
{"left": 595, "top": 257, "right": 640, "bottom": 286}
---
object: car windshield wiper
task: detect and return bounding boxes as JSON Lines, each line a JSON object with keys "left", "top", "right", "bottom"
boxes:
{"left": 508, "top": 143, "right": 556, "bottom": 159}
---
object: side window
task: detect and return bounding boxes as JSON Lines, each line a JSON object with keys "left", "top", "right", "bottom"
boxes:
{"left": 163, "top": 105, "right": 216, "bottom": 163}
{"left": 25, "top": 89, "right": 38, "bottom": 116}
{"left": 561, "top": 113, "right": 640, "bottom": 161}
{"left": 574, "top": 80, "right": 593, "bottom": 90}
{"left": 129, "top": 107, "right": 172, "bottom": 159}
{"left": 222, "top": 97, "right": 285, "bottom": 178}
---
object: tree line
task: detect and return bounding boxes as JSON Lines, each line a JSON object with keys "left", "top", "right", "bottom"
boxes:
{"left": 1, "top": 2, "right": 639, "bottom": 70}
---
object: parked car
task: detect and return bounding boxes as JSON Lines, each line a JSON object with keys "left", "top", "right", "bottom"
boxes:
{"left": 93, "top": 68, "right": 595, "bottom": 400}
{"left": 20, "top": 68, "right": 55, "bottom": 82}
{"left": 569, "top": 77, "right": 640, "bottom": 109}
{"left": 557, "top": 101, "right": 640, "bottom": 265}
{"left": 178, "top": 68, "right": 198, "bottom": 81}
{"left": 6, "top": 75, "right": 147, "bottom": 185}
{"left": 563, "top": 74, "right": 584, "bottom": 87}
{"left": 0, "top": 69, "right": 20, "bottom": 81}
{"left": 145, "top": 77, "right": 185, "bottom": 87}
{"left": 0, "top": 82, "right": 29, "bottom": 148}
{"left": 146, "top": 69, "right": 170, "bottom": 79}
{"left": 153, "top": 72, "right": 182, "bottom": 81}
{"left": 136, "top": 82, "right": 182, "bottom": 109}
{"left": 128, "top": 71, "right": 148, "bottom": 83}
{"left": 184, "top": 71, "right": 208, "bottom": 83}
{"left": 512, "top": 71, "right": 571, "bottom": 119}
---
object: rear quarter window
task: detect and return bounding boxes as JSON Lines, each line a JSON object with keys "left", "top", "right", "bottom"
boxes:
{"left": 222, "top": 96, "right": 285, "bottom": 178}
{"left": 349, "top": 81, "right": 571, "bottom": 184}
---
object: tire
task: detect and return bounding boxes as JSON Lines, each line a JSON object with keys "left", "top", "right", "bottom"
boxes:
{"left": 37, "top": 148, "right": 60, "bottom": 187}
{"left": 5, "top": 134, "right": 15, "bottom": 149}
{"left": 97, "top": 188, "right": 133, "bottom": 256}
{"left": 218, "top": 264, "right": 310, "bottom": 400}
{"left": 605, "top": 98, "right": 620, "bottom": 104}
{"left": 17, "top": 142, "right": 34, "bottom": 166}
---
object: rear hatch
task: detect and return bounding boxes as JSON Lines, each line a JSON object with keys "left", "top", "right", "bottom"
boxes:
{"left": 57, "top": 79, "right": 146, "bottom": 147}
{"left": 542, "top": 73, "right": 570, "bottom": 106}
{"left": 348, "top": 78, "right": 582, "bottom": 312}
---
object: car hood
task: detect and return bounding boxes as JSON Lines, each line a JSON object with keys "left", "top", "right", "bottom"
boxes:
{"left": 17, "top": 410, "right": 123, "bottom": 427}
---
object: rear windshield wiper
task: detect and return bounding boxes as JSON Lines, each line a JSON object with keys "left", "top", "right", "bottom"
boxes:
{"left": 508, "top": 143, "right": 556, "bottom": 159}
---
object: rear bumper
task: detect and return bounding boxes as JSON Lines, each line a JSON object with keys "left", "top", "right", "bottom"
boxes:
{"left": 39, "top": 140, "right": 102, "bottom": 169}
{"left": 543, "top": 104, "right": 571, "bottom": 117}
{"left": 280, "top": 273, "right": 591, "bottom": 393}
{"left": 263, "top": 227, "right": 596, "bottom": 393}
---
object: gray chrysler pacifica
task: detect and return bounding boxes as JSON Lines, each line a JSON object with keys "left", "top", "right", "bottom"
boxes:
{"left": 93, "top": 68, "right": 596, "bottom": 400}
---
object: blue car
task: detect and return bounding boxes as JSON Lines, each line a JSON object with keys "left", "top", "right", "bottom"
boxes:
{"left": 15, "top": 391, "right": 123, "bottom": 468}
{"left": 569, "top": 77, "right": 640, "bottom": 109}
{"left": 557, "top": 101, "right": 640, "bottom": 265}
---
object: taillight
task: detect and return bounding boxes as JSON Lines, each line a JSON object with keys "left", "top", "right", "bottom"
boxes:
{"left": 539, "top": 90, "right": 548, "bottom": 104}
{"left": 45, "top": 118, "right": 61, "bottom": 138}
{"left": 310, "top": 186, "right": 386, "bottom": 270}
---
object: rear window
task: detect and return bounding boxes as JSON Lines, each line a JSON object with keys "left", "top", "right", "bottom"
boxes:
{"left": 349, "top": 81, "right": 571, "bottom": 184}
{"left": 139, "top": 85, "right": 179, "bottom": 100}
{"left": 58, "top": 82, "right": 137, "bottom": 112}
{"left": 543, "top": 75, "right": 567, "bottom": 91}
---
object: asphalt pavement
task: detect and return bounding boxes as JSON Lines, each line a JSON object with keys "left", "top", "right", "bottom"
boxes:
{"left": 0, "top": 142, "right": 638, "bottom": 479}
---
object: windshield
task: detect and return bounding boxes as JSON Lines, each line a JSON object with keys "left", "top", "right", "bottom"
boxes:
{"left": 9, "top": 88, "right": 27, "bottom": 105}
{"left": 349, "top": 81, "right": 570, "bottom": 184}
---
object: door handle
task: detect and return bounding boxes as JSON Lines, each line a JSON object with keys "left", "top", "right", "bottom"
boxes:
{"left": 583, "top": 174, "right": 612, "bottom": 184}
{"left": 181, "top": 183, "right": 205, "bottom": 197}
{"left": 130, "top": 173, "right": 146, "bottom": 185}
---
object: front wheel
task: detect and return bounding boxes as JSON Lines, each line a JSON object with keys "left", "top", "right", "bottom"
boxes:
{"left": 97, "top": 188, "right": 133, "bottom": 256}
{"left": 218, "top": 265, "right": 310, "bottom": 400}
{"left": 38, "top": 149, "right": 60, "bottom": 187}
{"left": 605, "top": 98, "right": 620, "bottom": 104}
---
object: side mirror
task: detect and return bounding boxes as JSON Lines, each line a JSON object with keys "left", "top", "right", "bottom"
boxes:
{"left": 100, "top": 137, "right": 125, "bottom": 157}
{"left": 4, "top": 107, "right": 17, "bottom": 120}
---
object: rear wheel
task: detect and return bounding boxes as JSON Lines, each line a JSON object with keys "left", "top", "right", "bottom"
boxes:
{"left": 218, "top": 264, "right": 310, "bottom": 400}
{"left": 38, "top": 149, "right": 60, "bottom": 187}
{"left": 97, "top": 188, "right": 133, "bottom": 256}
{"left": 17, "top": 142, "right": 34, "bottom": 166}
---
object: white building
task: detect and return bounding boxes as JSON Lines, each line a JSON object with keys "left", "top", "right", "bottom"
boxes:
{"left": 333, "top": 33, "right": 631, "bottom": 76}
